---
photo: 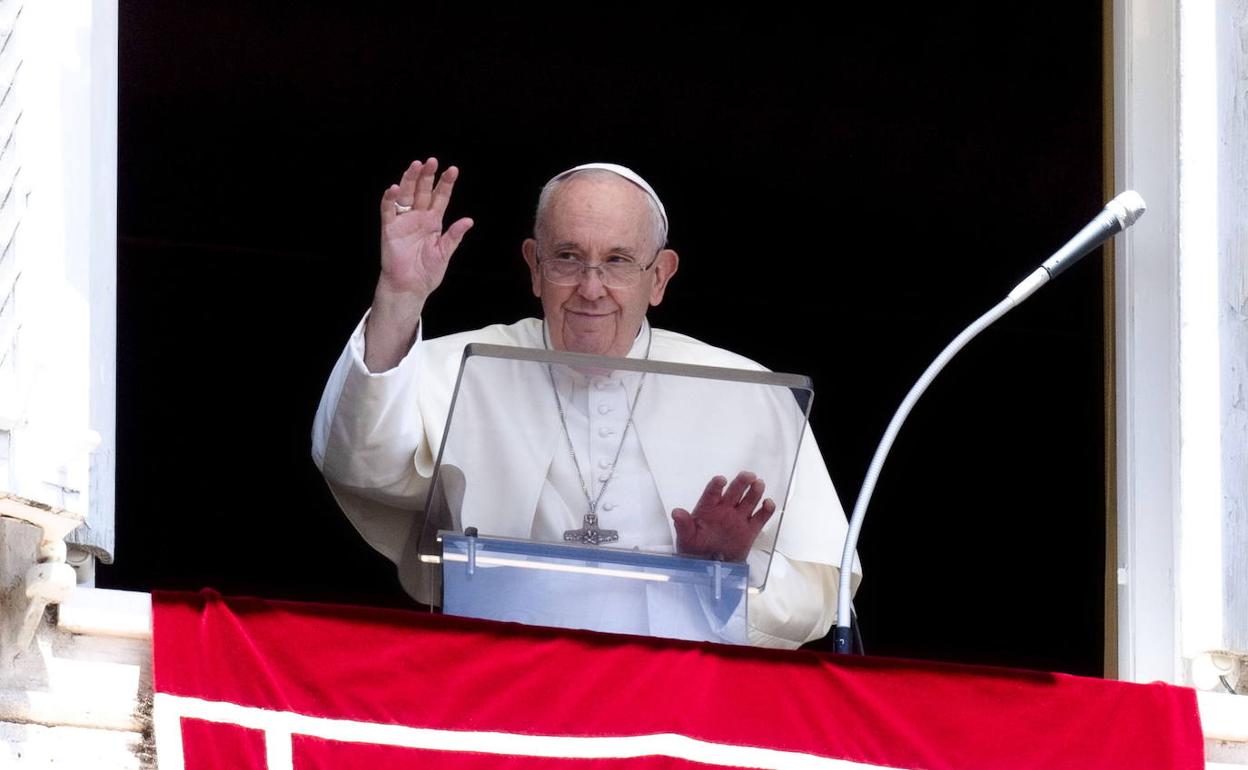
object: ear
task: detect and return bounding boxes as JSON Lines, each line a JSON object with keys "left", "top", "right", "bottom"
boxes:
{"left": 521, "top": 238, "right": 542, "bottom": 298}
{"left": 648, "top": 249, "right": 679, "bottom": 306}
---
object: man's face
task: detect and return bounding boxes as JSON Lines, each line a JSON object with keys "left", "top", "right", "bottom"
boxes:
{"left": 522, "top": 175, "right": 678, "bottom": 357}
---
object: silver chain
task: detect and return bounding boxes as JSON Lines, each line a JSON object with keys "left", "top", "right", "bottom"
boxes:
{"left": 544, "top": 324, "right": 652, "bottom": 517}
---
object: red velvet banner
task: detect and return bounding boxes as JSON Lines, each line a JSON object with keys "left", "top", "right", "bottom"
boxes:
{"left": 152, "top": 590, "right": 1204, "bottom": 770}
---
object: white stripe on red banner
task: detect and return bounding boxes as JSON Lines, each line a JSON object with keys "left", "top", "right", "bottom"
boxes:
{"left": 152, "top": 693, "right": 901, "bottom": 770}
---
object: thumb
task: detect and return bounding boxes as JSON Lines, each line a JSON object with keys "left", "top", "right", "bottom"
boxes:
{"left": 441, "top": 217, "right": 475, "bottom": 256}
{"left": 671, "top": 508, "right": 693, "bottom": 542}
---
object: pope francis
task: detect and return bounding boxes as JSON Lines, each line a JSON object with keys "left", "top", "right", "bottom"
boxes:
{"left": 312, "top": 159, "right": 860, "bottom": 648}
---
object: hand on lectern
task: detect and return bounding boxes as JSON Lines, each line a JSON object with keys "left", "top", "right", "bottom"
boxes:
{"left": 672, "top": 471, "right": 775, "bottom": 562}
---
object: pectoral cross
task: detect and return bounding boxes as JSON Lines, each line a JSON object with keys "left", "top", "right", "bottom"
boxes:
{"left": 563, "top": 513, "right": 618, "bottom": 545}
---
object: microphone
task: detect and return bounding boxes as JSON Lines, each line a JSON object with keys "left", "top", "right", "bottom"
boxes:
{"left": 832, "top": 191, "right": 1147, "bottom": 654}
{"left": 1007, "top": 191, "right": 1147, "bottom": 305}
{"left": 1043, "top": 191, "right": 1146, "bottom": 277}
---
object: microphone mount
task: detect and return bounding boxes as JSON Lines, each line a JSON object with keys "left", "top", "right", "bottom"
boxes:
{"left": 832, "top": 191, "right": 1147, "bottom": 654}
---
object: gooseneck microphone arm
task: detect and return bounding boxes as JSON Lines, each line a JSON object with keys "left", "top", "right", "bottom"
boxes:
{"left": 832, "top": 191, "right": 1147, "bottom": 654}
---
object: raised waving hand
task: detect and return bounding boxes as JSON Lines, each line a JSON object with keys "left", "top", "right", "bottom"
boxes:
{"left": 365, "top": 158, "right": 473, "bottom": 371}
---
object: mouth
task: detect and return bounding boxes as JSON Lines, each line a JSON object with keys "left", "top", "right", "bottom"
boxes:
{"left": 565, "top": 310, "right": 614, "bottom": 319}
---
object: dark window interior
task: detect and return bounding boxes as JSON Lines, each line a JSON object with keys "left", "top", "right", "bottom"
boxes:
{"left": 107, "top": 4, "right": 1106, "bottom": 676}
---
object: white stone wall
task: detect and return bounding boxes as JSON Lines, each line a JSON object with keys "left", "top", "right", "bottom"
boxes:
{"left": 0, "top": 0, "right": 117, "bottom": 566}
{"left": 0, "top": 588, "right": 151, "bottom": 768}
{"left": 1116, "top": 0, "right": 1248, "bottom": 686}
{"left": 1217, "top": 0, "right": 1248, "bottom": 657}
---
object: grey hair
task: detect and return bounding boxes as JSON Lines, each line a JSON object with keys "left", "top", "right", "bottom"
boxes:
{"left": 533, "top": 169, "right": 668, "bottom": 253}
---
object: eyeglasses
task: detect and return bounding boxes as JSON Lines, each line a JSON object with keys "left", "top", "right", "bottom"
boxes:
{"left": 536, "top": 251, "right": 661, "bottom": 289}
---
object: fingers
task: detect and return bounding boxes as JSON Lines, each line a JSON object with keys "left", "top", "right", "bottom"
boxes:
{"left": 751, "top": 498, "right": 777, "bottom": 532}
{"left": 694, "top": 476, "right": 728, "bottom": 513}
{"left": 382, "top": 159, "right": 468, "bottom": 239}
{"left": 671, "top": 508, "right": 694, "bottom": 543}
{"left": 380, "top": 161, "right": 423, "bottom": 227}
{"left": 722, "top": 471, "right": 758, "bottom": 508}
{"left": 387, "top": 158, "right": 461, "bottom": 210}
{"left": 738, "top": 475, "right": 766, "bottom": 513}
{"left": 380, "top": 184, "right": 402, "bottom": 225}
{"left": 431, "top": 164, "right": 460, "bottom": 218}
{"left": 397, "top": 160, "right": 422, "bottom": 208}
{"left": 414, "top": 157, "right": 438, "bottom": 209}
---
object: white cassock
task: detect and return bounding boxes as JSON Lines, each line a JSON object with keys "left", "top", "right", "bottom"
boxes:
{"left": 312, "top": 315, "right": 862, "bottom": 649}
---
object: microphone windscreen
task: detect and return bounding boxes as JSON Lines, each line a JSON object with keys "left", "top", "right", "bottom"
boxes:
{"left": 1106, "top": 190, "right": 1147, "bottom": 229}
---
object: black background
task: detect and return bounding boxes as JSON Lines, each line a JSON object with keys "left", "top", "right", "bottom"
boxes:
{"left": 105, "top": 3, "right": 1106, "bottom": 675}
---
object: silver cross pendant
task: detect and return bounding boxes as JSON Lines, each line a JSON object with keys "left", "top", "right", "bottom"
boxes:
{"left": 563, "top": 513, "right": 618, "bottom": 545}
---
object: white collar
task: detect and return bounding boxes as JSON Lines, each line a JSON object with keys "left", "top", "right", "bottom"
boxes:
{"left": 624, "top": 319, "right": 652, "bottom": 359}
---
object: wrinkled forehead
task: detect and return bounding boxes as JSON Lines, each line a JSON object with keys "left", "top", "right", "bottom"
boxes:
{"left": 540, "top": 176, "right": 656, "bottom": 250}
{"left": 544, "top": 162, "right": 668, "bottom": 233}
{"left": 536, "top": 165, "right": 669, "bottom": 252}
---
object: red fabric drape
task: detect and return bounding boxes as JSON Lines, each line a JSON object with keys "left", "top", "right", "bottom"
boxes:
{"left": 153, "top": 590, "right": 1204, "bottom": 770}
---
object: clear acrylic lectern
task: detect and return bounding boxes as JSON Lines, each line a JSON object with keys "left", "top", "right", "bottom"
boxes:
{"left": 400, "top": 343, "right": 814, "bottom": 644}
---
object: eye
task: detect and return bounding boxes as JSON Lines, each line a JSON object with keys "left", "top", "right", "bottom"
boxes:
{"left": 605, "top": 254, "right": 635, "bottom": 265}
{"left": 551, "top": 252, "right": 581, "bottom": 262}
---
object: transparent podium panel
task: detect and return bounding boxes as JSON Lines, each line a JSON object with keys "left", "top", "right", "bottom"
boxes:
{"left": 441, "top": 534, "right": 750, "bottom": 643}
{"left": 400, "top": 342, "right": 814, "bottom": 642}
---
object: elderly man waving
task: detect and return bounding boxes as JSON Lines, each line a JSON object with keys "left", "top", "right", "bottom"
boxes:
{"left": 313, "top": 158, "right": 859, "bottom": 648}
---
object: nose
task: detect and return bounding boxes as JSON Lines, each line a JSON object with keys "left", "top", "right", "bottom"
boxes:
{"left": 576, "top": 264, "right": 608, "bottom": 299}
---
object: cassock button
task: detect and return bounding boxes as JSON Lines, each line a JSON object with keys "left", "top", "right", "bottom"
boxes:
{"left": 594, "top": 380, "right": 611, "bottom": 390}
{"left": 598, "top": 426, "right": 615, "bottom": 437}
{"left": 602, "top": 502, "right": 617, "bottom": 512}
{"left": 597, "top": 404, "right": 612, "bottom": 415}
{"left": 598, "top": 473, "right": 610, "bottom": 482}
{"left": 598, "top": 458, "right": 613, "bottom": 469}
